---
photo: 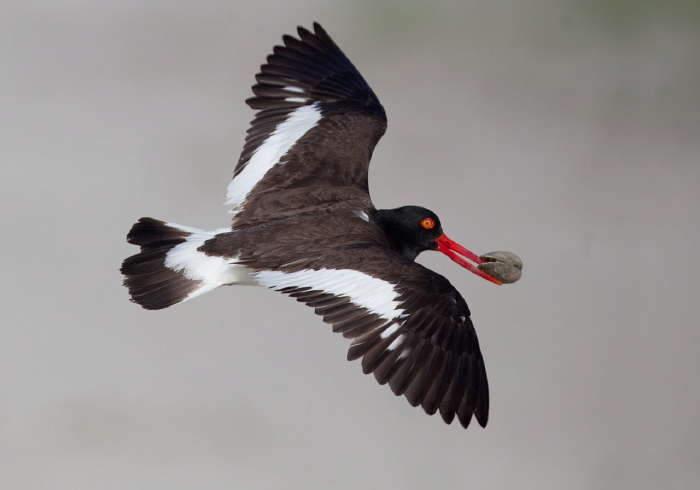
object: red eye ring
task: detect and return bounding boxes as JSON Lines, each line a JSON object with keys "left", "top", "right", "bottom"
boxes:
{"left": 421, "top": 218, "right": 435, "bottom": 229}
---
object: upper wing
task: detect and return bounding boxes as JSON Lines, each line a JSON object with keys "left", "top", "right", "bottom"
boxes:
{"left": 254, "top": 245, "right": 489, "bottom": 429}
{"left": 226, "top": 23, "right": 387, "bottom": 223}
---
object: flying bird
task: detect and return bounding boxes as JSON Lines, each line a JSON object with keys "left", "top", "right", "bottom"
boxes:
{"left": 121, "top": 23, "right": 522, "bottom": 429}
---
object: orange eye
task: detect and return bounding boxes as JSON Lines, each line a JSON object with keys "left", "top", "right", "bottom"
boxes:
{"left": 421, "top": 218, "right": 435, "bottom": 229}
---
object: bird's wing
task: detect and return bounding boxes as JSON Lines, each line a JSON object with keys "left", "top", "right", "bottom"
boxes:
{"left": 226, "top": 23, "right": 387, "bottom": 224}
{"left": 253, "top": 244, "right": 489, "bottom": 429}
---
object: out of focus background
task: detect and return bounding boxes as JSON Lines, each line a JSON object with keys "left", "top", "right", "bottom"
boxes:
{"left": 2, "top": 1, "right": 699, "bottom": 489}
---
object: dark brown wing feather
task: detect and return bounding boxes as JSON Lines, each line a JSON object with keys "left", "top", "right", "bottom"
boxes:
{"left": 347, "top": 259, "right": 489, "bottom": 429}
{"left": 230, "top": 23, "right": 387, "bottom": 224}
{"left": 239, "top": 239, "right": 489, "bottom": 429}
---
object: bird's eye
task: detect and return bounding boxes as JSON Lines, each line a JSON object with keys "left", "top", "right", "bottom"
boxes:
{"left": 421, "top": 218, "right": 435, "bottom": 229}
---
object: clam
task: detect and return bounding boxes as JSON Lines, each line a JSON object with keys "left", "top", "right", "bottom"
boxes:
{"left": 477, "top": 251, "right": 523, "bottom": 284}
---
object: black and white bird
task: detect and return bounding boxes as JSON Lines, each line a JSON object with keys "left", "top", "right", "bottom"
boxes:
{"left": 121, "top": 23, "right": 522, "bottom": 429}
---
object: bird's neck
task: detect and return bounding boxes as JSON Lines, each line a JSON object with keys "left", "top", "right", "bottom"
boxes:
{"left": 374, "top": 208, "right": 421, "bottom": 261}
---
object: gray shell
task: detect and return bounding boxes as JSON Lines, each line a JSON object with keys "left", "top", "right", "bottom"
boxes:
{"left": 477, "top": 251, "right": 523, "bottom": 284}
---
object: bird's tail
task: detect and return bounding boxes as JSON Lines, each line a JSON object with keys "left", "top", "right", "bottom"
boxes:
{"left": 121, "top": 218, "right": 241, "bottom": 310}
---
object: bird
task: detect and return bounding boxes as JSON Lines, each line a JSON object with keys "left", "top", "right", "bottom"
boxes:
{"left": 121, "top": 23, "right": 521, "bottom": 429}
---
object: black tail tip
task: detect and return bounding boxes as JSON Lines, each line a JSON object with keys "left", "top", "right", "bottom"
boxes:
{"left": 127, "top": 217, "right": 192, "bottom": 248}
{"left": 122, "top": 218, "right": 201, "bottom": 310}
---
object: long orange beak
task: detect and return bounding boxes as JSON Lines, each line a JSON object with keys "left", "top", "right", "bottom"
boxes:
{"left": 435, "top": 234, "right": 502, "bottom": 285}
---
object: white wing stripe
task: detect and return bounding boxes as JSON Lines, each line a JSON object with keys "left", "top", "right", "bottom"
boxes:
{"left": 225, "top": 103, "right": 322, "bottom": 208}
{"left": 380, "top": 323, "right": 399, "bottom": 339}
{"left": 256, "top": 269, "right": 405, "bottom": 322}
{"left": 387, "top": 334, "right": 405, "bottom": 351}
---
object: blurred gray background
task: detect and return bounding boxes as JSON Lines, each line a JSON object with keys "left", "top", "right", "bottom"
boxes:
{"left": 2, "top": 1, "right": 699, "bottom": 489}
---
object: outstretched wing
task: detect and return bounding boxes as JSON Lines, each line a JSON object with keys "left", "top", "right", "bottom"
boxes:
{"left": 226, "top": 23, "right": 387, "bottom": 224}
{"left": 254, "top": 245, "right": 489, "bottom": 429}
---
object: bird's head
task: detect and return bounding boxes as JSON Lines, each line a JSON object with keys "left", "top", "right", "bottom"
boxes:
{"left": 375, "top": 206, "right": 503, "bottom": 285}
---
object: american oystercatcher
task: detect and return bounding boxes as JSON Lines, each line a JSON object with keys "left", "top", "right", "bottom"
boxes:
{"left": 121, "top": 23, "right": 522, "bottom": 429}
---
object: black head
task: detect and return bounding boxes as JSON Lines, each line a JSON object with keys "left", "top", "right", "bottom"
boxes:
{"left": 374, "top": 206, "right": 443, "bottom": 261}
{"left": 374, "top": 205, "right": 502, "bottom": 284}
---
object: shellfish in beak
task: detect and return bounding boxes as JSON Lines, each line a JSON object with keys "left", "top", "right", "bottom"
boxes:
{"left": 477, "top": 251, "right": 523, "bottom": 284}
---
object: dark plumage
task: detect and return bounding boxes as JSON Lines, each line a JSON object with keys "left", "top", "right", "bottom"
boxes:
{"left": 121, "top": 23, "right": 513, "bottom": 429}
